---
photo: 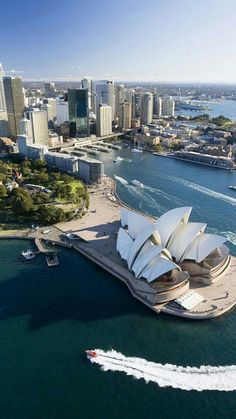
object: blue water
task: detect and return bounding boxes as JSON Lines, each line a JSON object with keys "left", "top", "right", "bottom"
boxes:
{"left": 1, "top": 150, "right": 236, "bottom": 418}
{"left": 176, "top": 99, "right": 236, "bottom": 120}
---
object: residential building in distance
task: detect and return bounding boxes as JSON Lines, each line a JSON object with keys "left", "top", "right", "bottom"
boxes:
{"left": 44, "top": 82, "right": 56, "bottom": 98}
{"left": 94, "top": 80, "right": 115, "bottom": 119}
{"left": 68, "top": 88, "right": 90, "bottom": 137}
{"left": 28, "top": 109, "right": 49, "bottom": 145}
{"left": 162, "top": 96, "right": 175, "bottom": 117}
{"left": 3, "top": 76, "right": 25, "bottom": 138}
{"left": 140, "top": 92, "right": 153, "bottom": 124}
{"left": 96, "top": 104, "right": 112, "bottom": 137}
{"left": 119, "top": 101, "right": 131, "bottom": 130}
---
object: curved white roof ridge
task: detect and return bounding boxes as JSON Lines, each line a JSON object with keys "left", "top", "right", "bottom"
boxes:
{"left": 167, "top": 222, "right": 206, "bottom": 262}
{"left": 180, "top": 233, "right": 227, "bottom": 263}
{"left": 116, "top": 228, "right": 134, "bottom": 261}
{"left": 132, "top": 244, "right": 164, "bottom": 278}
{"left": 141, "top": 256, "right": 180, "bottom": 283}
{"left": 127, "top": 225, "right": 161, "bottom": 270}
{"left": 127, "top": 211, "right": 153, "bottom": 239}
{"left": 155, "top": 207, "right": 192, "bottom": 247}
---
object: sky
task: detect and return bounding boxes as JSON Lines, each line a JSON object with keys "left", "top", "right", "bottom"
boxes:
{"left": 1, "top": 0, "right": 236, "bottom": 82}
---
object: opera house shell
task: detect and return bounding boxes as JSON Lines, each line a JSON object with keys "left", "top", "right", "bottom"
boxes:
{"left": 116, "top": 206, "right": 229, "bottom": 304}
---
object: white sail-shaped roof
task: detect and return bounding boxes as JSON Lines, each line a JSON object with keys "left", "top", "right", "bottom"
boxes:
{"left": 167, "top": 222, "right": 206, "bottom": 262}
{"left": 116, "top": 228, "right": 133, "bottom": 261}
{"left": 155, "top": 207, "right": 192, "bottom": 247}
{"left": 180, "top": 233, "right": 227, "bottom": 263}
{"left": 127, "top": 211, "right": 153, "bottom": 239}
{"left": 127, "top": 225, "right": 161, "bottom": 270}
{"left": 120, "top": 208, "right": 130, "bottom": 227}
{"left": 141, "top": 256, "right": 180, "bottom": 283}
{"left": 132, "top": 243, "right": 164, "bottom": 278}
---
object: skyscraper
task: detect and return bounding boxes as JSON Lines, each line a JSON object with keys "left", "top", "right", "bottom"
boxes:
{"left": 119, "top": 101, "right": 131, "bottom": 130}
{"left": 28, "top": 109, "right": 49, "bottom": 145}
{"left": 81, "top": 78, "right": 93, "bottom": 110}
{"left": 125, "top": 89, "right": 136, "bottom": 118}
{"left": 140, "top": 93, "right": 153, "bottom": 125}
{"left": 162, "top": 96, "right": 175, "bottom": 117}
{"left": 96, "top": 104, "right": 112, "bottom": 137}
{"left": 0, "top": 63, "right": 6, "bottom": 112}
{"left": 115, "top": 84, "right": 125, "bottom": 118}
{"left": 3, "top": 77, "right": 25, "bottom": 138}
{"left": 153, "top": 95, "right": 162, "bottom": 117}
{"left": 68, "top": 89, "right": 89, "bottom": 137}
{"left": 44, "top": 82, "right": 56, "bottom": 98}
{"left": 94, "top": 80, "right": 115, "bottom": 119}
{"left": 41, "top": 98, "right": 57, "bottom": 128}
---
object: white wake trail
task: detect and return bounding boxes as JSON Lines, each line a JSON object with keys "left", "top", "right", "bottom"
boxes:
{"left": 89, "top": 349, "right": 236, "bottom": 392}
{"left": 164, "top": 174, "right": 236, "bottom": 206}
{"left": 114, "top": 175, "right": 128, "bottom": 185}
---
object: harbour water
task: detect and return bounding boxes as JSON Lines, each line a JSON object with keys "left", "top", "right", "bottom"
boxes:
{"left": 176, "top": 99, "right": 236, "bottom": 121}
{"left": 1, "top": 150, "right": 236, "bottom": 418}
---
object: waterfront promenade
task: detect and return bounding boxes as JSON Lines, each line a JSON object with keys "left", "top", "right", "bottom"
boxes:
{"left": 1, "top": 177, "right": 236, "bottom": 319}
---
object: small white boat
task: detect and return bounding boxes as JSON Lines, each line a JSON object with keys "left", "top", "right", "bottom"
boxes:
{"left": 21, "top": 250, "right": 36, "bottom": 260}
{"left": 132, "top": 148, "right": 143, "bottom": 153}
{"left": 131, "top": 179, "right": 144, "bottom": 188}
{"left": 229, "top": 185, "right": 236, "bottom": 191}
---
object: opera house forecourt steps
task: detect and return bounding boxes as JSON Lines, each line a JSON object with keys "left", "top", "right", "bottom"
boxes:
{"left": 117, "top": 206, "right": 236, "bottom": 318}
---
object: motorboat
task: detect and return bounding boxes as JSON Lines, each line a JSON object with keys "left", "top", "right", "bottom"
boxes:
{"left": 21, "top": 250, "right": 36, "bottom": 260}
{"left": 132, "top": 148, "right": 143, "bottom": 153}
{"left": 229, "top": 185, "right": 236, "bottom": 191}
{"left": 85, "top": 350, "right": 97, "bottom": 359}
{"left": 131, "top": 179, "right": 144, "bottom": 188}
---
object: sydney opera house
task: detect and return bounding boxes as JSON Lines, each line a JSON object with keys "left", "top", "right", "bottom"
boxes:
{"left": 116, "top": 206, "right": 231, "bottom": 309}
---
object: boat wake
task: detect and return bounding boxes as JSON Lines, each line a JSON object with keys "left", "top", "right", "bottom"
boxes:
{"left": 114, "top": 175, "right": 128, "bottom": 185}
{"left": 88, "top": 349, "right": 236, "bottom": 392}
{"left": 164, "top": 175, "right": 236, "bottom": 206}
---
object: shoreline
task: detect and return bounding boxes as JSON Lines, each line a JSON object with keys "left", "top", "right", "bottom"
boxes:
{"left": 1, "top": 176, "right": 236, "bottom": 320}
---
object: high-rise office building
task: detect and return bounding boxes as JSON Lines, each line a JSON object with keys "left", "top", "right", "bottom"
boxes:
{"left": 119, "top": 101, "right": 131, "bottom": 130}
{"left": 3, "top": 77, "right": 25, "bottom": 138}
{"left": 0, "top": 63, "right": 6, "bottom": 112}
{"left": 68, "top": 89, "right": 89, "bottom": 137}
{"left": 162, "top": 96, "right": 175, "bottom": 117}
{"left": 96, "top": 104, "right": 112, "bottom": 137}
{"left": 44, "top": 82, "right": 56, "bottom": 98}
{"left": 56, "top": 97, "right": 69, "bottom": 126}
{"left": 115, "top": 84, "right": 125, "bottom": 118}
{"left": 140, "top": 93, "right": 153, "bottom": 124}
{"left": 0, "top": 64, "right": 8, "bottom": 136}
{"left": 94, "top": 80, "right": 115, "bottom": 119}
{"left": 20, "top": 117, "right": 33, "bottom": 143}
{"left": 42, "top": 98, "right": 57, "bottom": 128}
{"left": 153, "top": 95, "right": 162, "bottom": 117}
{"left": 125, "top": 89, "right": 136, "bottom": 118}
{"left": 28, "top": 109, "right": 49, "bottom": 145}
{"left": 81, "top": 78, "right": 93, "bottom": 110}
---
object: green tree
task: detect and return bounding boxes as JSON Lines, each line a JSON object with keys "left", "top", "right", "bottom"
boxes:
{"left": 10, "top": 188, "right": 34, "bottom": 215}
{"left": 0, "top": 184, "right": 7, "bottom": 198}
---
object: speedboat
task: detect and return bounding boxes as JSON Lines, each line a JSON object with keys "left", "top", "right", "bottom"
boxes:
{"left": 229, "top": 185, "right": 236, "bottom": 191}
{"left": 21, "top": 250, "right": 36, "bottom": 260}
{"left": 85, "top": 350, "right": 97, "bottom": 359}
{"left": 132, "top": 148, "right": 143, "bottom": 153}
{"left": 131, "top": 179, "right": 144, "bottom": 188}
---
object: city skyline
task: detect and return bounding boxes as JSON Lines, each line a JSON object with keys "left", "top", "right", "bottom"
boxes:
{"left": 1, "top": 0, "right": 236, "bottom": 83}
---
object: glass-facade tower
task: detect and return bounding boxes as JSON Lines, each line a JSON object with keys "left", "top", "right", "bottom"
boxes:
{"left": 68, "top": 89, "right": 89, "bottom": 137}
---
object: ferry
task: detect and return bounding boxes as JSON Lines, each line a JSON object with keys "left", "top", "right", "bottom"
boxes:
{"left": 21, "top": 250, "right": 36, "bottom": 260}
{"left": 229, "top": 185, "right": 236, "bottom": 191}
{"left": 131, "top": 179, "right": 144, "bottom": 188}
{"left": 85, "top": 350, "right": 97, "bottom": 359}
